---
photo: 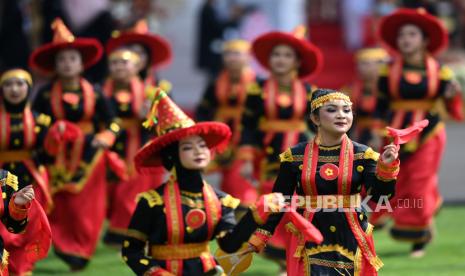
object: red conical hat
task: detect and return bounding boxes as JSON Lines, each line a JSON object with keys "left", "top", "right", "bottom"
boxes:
{"left": 135, "top": 89, "right": 231, "bottom": 171}
{"left": 377, "top": 8, "right": 448, "bottom": 55}
{"left": 252, "top": 25, "right": 323, "bottom": 79}
{"left": 29, "top": 18, "right": 103, "bottom": 75}
{"left": 106, "top": 19, "right": 172, "bottom": 68}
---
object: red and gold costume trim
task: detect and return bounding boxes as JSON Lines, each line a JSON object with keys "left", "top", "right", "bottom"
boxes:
{"left": 162, "top": 174, "right": 221, "bottom": 274}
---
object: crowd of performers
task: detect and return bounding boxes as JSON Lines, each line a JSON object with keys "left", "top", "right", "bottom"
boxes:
{"left": 0, "top": 7, "right": 463, "bottom": 276}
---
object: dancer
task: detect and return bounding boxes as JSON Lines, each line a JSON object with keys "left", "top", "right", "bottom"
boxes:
{"left": 238, "top": 26, "right": 322, "bottom": 267}
{"left": 122, "top": 90, "right": 283, "bottom": 275}
{"left": 371, "top": 8, "right": 464, "bottom": 257}
{"left": 342, "top": 47, "right": 389, "bottom": 145}
{"left": 196, "top": 39, "right": 258, "bottom": 210}
{"left": 0, "top": 170, "right": 35, "bottom": 275}
{"left": 102, "top": 48, "right": 159, "bottom": 245}
{"left": 0, "top": 69, "right": 52, "bottom": 275}
{"left": 248, "top": 88, "right": 400, "bottom": 275}
{"left": 30, "top": 18, "right": 120, "bottom": 270}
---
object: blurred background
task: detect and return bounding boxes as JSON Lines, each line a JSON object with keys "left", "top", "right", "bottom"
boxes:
{"left": 0, "top": 0, "right": 464, "bottom": 203}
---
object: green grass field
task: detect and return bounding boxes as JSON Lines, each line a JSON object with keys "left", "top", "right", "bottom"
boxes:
{"left": 34, "top": 206, "right": 465, "bottom": 275}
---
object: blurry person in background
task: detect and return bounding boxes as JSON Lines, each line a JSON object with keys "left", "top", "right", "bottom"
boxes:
{"left": 341, "top": 47, "right": 390, "bottom": 146}
{"left": 30, "top": 19, "right": 121, "bottom": 270}
{"left": 371, "top": 8, "right": 464, "bottom": 258}
{"left": 101, "top": 48, "right": 161, "bottom": 246}
{"left": 0, "top": 69, "right": 52, "bottom": 275}
{"left": 40, "top": 0, "right": 116, "bottom": 83}
{"left": 106, "top": 19, "right": 173, "bottom": 95}
{"left": 196, "top": 39, "right": 258, "bottom": 216}
{"left": 238, "top": 26, "right": 322, "bottom": 273}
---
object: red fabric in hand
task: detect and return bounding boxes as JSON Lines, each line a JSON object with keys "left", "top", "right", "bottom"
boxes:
{"left": 386, "top": 119, "right": 429, "bottom": 145}
{"left": 288, "top": 210, "right": 323, "bottom": 244}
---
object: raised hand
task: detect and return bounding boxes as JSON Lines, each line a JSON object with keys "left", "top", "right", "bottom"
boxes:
{"left": 13, "top": 185, "right": 35, "bottom": 206}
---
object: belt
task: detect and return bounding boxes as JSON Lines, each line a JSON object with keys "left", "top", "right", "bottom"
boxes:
{"left": 77, "top": 121, "right": 94, "bottom": 134}
{"left": 0, "top": 150, "right": 32, "bottom": 162}
{"left": 259, "top": 119, "right": 307, "bottom": 132}
{"left": 296, "top": 194, "right": 361, "bottom": 209}
{"left": 119, "top": 118, "right": 140, "bottom": 129}
{"left": 151, "top": 242, "right": 210, "bottom": 260}
{"left": 390, "top": 100, "right": 435, "bottom": 111}
{"left": 216, "top": 106, "right": 243, "bottom": 121}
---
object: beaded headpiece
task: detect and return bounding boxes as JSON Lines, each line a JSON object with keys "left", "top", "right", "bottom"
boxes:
{"left": 310, "top": 92, "right": 352, "bottom": 112}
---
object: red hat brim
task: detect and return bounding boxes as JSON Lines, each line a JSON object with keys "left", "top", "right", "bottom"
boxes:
{"left": 29, "top": 38, "right": 103, "bottom": 75}
{"left": 135, "top": 122, "right": 231, "bottom": 172}
{"left": 377, "top": 8, "right": 448, "bottom": 55}
{"left": 252, "top": 32, "right": 323, "bottom": 79}
{"left": 106, "top": 33, "right": 172, "bottom": 68}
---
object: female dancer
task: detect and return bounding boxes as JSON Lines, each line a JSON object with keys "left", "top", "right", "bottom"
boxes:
{"left": 0, "top": 69, "right": 52, "bottom": 275}
{"left": 30, "top": 19, "right": 120, "bottom": 269}
{"left": 371, "top": 8, "right": 463, "bottom": 257}
{"left": 249, "top": 88, "right": 400, "bottom": 275}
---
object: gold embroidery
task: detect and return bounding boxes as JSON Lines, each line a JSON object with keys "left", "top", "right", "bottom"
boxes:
{"left": 378, "top": 64, "right": 389, "bottom": 76}
{"left": 246, "top": 82, "right": 261, "bottom": 95}
{"left": 308, "top": 258, "right": 354, "bottom": 269}
{"left": 36, "top": 113, "right": 51, "bottom": 126}
{"left": 306, "top": 244, "right": 355, "bottom": 261}
{"left": 158, "top": 79, "right": 172, "bottom": 93}
{"left": 319, "top": 144, "right": 341, "bottom": 151}
{"left": 439, "top": 65, "right": 454, "bottom": 81}
{"left": 180, "top": 190, "right": 203, "bottom": 198}
{"left": 5, "top": 171, "right": 18, "bottom": 191}
{"left": 363, "top": 148, "right": 380, "bottom": 161}
{"left": 125, "top": 229, "right": 148, "bottom": 241}
{"left": 279, "top": 148, "right": 293, "bottom": 162}
{"left": 136, "top": 190, "right": 163, "bottom": 207}
{"left": 220, "top": 195, "right": 240, "bottom": 209}
{"left": 356, "top": 165, "right": 364, "bottom": 172}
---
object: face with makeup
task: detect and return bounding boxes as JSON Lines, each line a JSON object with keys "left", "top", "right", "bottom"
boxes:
{"left": 357, "top": 59, "right": 384, "bottom": 82}
{"left": 397, "top": 24, "right": 428, "bottom": 56}
{"left": 311, "top": 100, "right": 353, "bottom": 136}
{"left": 1, "top": 77, "right": 29, "bottom": 105}
{"left": 269, "top": 44, "right": 300, "bottom": 76}
{"left": 178, "top": 135, "right": 211, "bottom": 170}
{"left": 55, "top": 49, "right": 84, "bottom": 79}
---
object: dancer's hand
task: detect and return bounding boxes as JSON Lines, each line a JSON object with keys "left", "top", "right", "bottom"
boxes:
{"left": 14, "top": 185, "right": 35, "bottom": 206}
{"left": 381, "top": 143, "right": 399, "bottom": 164}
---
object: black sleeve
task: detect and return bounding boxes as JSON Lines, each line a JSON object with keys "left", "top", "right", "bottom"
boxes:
{"left": 121, "top": 198, "right": 163, "bottom": 276}
{"left": 31, "top": 85, "right": 52, "bottom": 117}
{"left": 94, "top": 88, "right": 120, "bottom": 136}
{"left": 373, "top": 75, "right": 390, "bottom": 121}
{"left": 1, "top": 173, "right": 28, "bottom": 233}
{"left": 33, "top": 114, "right": 55, "bottom": 165}
{"left": 217, "top": 210, "right": 259, "bottom": 253}
{"left": 239, "top": 93, "right": 264, "bottom": 147}
{"left": 363, "top": 157, "right": 396, "bottom": 203}
{"left": 254, "top": 162, "right": 297, "bottom": 235}
{"left": 195, "top": 81, "right": 217, "bottom": 122}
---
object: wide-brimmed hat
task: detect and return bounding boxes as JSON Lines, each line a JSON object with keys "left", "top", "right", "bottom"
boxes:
{"left": 106, "top": 20, "right": 172, "bottom": 68}
{"left": 29, "top": 18, "right": 103, "bottom": 75}
{"left": 252, "top": 26, "right": 323, "bottom": 78}
{"left": 135, "top": 89, "right": 231, "bottom": 171}
{"left": 377, "top": 8, "right": 448, "bottom": 55}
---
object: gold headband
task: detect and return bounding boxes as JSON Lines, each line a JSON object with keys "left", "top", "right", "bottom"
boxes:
{"left": 109, "top": 49, "right": 140, "bottom": 63}
{"left": 223, "top": 39, "right": 250, "bottom": 53}
{"left": 0, "top": 69, "right": 32, "bottom": 86}
{"left": 355, "top": 48, "right": 389, "bottom": 62}
{"left": 311, "top": 92, "right": 352, "bottom": 112}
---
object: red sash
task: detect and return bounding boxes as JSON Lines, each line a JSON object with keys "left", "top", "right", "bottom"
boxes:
{"left": 215, "top": 69, "right": 255, "bottom": 145}
{"left": 300, "top": 136, "right": 382, "bottom": 271}
{"left": 50, "top": 79, "right": 96, "bottom": 186}
{"left": 263, "top": 78, "right": 307, "bottom": 151}
{"left": 388, "top": 55, "right": 439, "bottom": 129}
{"left": 163, "top": 177, "right": 221, "bottom": 275}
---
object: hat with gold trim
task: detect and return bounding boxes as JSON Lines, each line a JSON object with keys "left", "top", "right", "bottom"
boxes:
{"left": 135, "top": 89, "right": 231, "bottom": 171}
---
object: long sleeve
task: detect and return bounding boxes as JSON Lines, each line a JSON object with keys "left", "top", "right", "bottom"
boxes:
{"left": 1, "top": 171, "right": 29, "bottom": 233}
{"left": 362, "top": 148, "right": 398, "bottom": 202}
{"left": 195, "top": 81, "right": 217, "bottom": 122}
{"left": 122, "top": 197, "right": 163, "bottom": 276}
{"left": 93, "top": 89, "right": 121, "bottom": 145}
